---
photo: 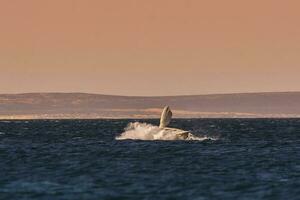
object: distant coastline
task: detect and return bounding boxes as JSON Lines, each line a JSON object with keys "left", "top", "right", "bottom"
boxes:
{"left": 1, "top": 92, "right": 300, "bottom": 119}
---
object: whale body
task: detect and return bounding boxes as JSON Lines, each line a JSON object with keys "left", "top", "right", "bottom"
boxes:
{"left": 159, "top": 106, "right": 193, "bottom": 139}
{"left": 116, "top": 106, "right": 200, "bottom": 140}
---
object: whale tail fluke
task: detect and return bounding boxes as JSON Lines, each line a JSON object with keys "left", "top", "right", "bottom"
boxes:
{"left": 159, "top": 106, "right": 172, "bottom": 128}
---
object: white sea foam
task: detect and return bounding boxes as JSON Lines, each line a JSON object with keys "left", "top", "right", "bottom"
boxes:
{"left": 116, "top": 122, "right": 217, "bottom": 141}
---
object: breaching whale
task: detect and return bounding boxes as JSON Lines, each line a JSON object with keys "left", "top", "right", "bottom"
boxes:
{"left": 159, "top": 106, "right": 193, "bottom": 140}
{"left": 116, "top": 106, "right": 202, "bottom": 140}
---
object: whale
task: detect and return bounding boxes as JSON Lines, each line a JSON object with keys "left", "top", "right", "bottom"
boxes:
{"left": 159, "top": 106, "right": 193, "bottom": 140}
{"left": 116, "top": 106, "right": 199, "bottom": 140}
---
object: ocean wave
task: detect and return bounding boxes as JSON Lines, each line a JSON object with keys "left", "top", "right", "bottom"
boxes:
{"left": 0, "top": 121, "right": 12, "bottom": 123}
{"left": 116, "top": 122, "right": 216, "bottom": 141}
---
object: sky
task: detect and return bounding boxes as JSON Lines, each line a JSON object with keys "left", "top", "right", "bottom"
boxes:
{"left": 0, "top": 0, "right": 299, "bottom": 96}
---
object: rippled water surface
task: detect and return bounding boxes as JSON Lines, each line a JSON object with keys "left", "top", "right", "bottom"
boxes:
{"left": 0, "top": 119, "right": 299, "bottom": 199}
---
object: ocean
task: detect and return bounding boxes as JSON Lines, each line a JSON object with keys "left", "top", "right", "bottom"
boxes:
{"left": 0, "top": 119, "right": 299, "bottom": 199}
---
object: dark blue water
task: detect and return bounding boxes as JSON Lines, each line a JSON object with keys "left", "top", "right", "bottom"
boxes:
{"left": 0, "top": 119, "right": 299, "bottom": 200}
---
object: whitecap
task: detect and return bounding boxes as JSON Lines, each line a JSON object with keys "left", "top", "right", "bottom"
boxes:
{"left": 0, "top": 121, "right": 11, "bottom": 123}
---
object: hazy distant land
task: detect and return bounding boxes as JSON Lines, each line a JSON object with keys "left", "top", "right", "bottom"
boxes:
{"left": 0, "top": 92, "right": 300, "bottom": 119}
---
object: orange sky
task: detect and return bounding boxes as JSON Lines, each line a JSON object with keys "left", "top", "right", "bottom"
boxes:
{"left": 0, "top": 0, "right": 299, "bottom": 96}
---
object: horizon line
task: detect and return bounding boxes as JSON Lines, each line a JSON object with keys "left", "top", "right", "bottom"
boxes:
{"left": 1, "top": 91, "right": 300, "bottom": 98}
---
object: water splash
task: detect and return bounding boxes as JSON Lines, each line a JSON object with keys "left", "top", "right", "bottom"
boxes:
{"left": 116, "top": 122, "right": 216, "bottom": 141}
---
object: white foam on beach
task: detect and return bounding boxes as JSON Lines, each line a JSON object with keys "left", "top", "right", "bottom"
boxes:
{"left": 116, "top": 122, "right": 217, "bottom": 141}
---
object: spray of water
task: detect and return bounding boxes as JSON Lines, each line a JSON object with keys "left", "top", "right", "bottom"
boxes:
{"left": 116, "top": 122, "right": 217, "bottom": 141}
